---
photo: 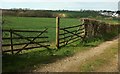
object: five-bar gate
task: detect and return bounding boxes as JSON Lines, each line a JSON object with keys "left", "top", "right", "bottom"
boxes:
{"left": 2, "top": 29, "right": 50, "bottom": 54}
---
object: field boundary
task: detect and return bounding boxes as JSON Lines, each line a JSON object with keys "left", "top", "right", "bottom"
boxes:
{"left": 56, "top": 17, "right": 85, "bottom": 48}
{"left": 82, "top": 18, "right": 120, "bottom": 38}
{"left": 2, "top": 17, "right": 120, "bottom": 54}
{"left": 2, "top": 29, "right": 50, "bottom": 54}
{"left": 58, "top": 24, "right": 85, "bottom": 48}
{"left": 56, "top": 17, "right": 120, "bottom": 49}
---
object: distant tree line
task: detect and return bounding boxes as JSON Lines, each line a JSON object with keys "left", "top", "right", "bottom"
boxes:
{"left": 2, "top": 8, "right": 119, "bottom": 18}
{"left": 2, "top": 9, "right": 53, "bottom": 17}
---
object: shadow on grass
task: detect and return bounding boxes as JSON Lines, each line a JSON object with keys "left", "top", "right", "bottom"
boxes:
{"left": 3, "top": 32, "right": 119, "bottom": 72}
{"left": 3, "top": 43, "right": 90, "bottom": 72}
{"left": 2, "top": 48, "right": 65, "bottom": 72}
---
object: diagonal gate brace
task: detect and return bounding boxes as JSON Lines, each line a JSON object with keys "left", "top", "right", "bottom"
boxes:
{"left": 12, "top": 29, "right": 49, "bottom": 54}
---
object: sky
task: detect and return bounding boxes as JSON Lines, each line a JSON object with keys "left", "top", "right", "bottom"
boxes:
{"left": 1, "top": 0, "right": 120, "bottom": 11}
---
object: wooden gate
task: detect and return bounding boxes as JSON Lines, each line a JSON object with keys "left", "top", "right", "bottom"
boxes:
{"left": 56, "top": 17, "right": 85, "bottom": 48}
{"left": 2, "top": 28, "right": 50, "bottom": 54}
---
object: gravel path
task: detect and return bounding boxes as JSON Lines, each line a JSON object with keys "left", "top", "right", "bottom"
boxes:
{"left": 32, "top": 37, "right": 119, "bottom": 72}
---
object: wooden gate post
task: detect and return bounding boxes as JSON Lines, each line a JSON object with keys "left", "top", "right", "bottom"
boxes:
{"left": 56, "top": 17, "right": 60, "bottom": 49}
{"left": 83, "top": 19, "right": 88, "bottom": 38}
{"left": 10, "top": 29, "right": 14, "bottom": 54}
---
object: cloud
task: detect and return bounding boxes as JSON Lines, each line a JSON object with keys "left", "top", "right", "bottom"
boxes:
{"left": 1, "top": 0, "right": 120, "bottom": 3}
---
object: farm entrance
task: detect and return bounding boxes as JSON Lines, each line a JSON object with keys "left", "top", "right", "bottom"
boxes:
{"left": 56, "top": 17, "right": 85, "bottom": 48}
{"left": 2, "top": 17, "right": 86, "bottom": 54}
{"left": 2, "top": 28, "right": 50, "bottom": 54}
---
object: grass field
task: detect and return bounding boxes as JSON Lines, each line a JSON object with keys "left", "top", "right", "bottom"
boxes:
{"left": 2, "top": 16, "right": 119, "bottom": 72}
{"left": 3, "top": 16, "right": 81, "bottom": 42}
{"left": 3, "top": 16, "right": 81, "bottom": 29}
{"left": 2, "top": 16, "right": 119, "bottom": 42}
{"left": 3, "top": 39, "right": 103, "bottom": 72}
{"left": 3, "top": 16, "right": 119, "bottom": 30}
{"left": 2, "top": 16, "right": 85, "bottom": 72}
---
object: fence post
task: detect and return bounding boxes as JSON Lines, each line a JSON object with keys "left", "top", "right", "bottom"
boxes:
{"left": 56, "top": 17, "right": 60, "bottom": 49}
{"left": 82, "top": 18, "right": 88, "bottom": 41}
{"left": 10, "top": 29, "right": 14, "bottom": 54}
{"left": 64, "top": 28, "right": 65, "bottom": 45}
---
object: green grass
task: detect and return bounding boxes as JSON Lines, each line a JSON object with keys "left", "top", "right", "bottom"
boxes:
{"left": 2, "top": 16, "right": 119, "bottom": 72}
{"left": 3, "top": 16, "right": 81, "bottom": 29}
{"left": 2, "top": 36, "right": 104, "bottom": 72}
{"left": 2, "top": 16, "right": 83, "bottom": 72}
{"left": 3, "top": 44, "right": 90, "bottom": 72}
{"left": 2, "top": 16, "right": 86, "bottom": 72}
{"left": 3, "top": 16, "right": 119, "bottom": 45}
{"left": 99, "top": 18, "right": 120, "bottom": 24}
{"left": 3, "top": 16, "right": 81, "bottom": 42}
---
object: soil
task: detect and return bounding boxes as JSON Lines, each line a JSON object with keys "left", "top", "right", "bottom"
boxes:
{"left": 32, "top": 36, "right": 119, "bottom": 72}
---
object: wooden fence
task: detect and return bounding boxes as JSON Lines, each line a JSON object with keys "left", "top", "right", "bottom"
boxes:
{"left": 2, "top": 29, "right": 50, "bottom": 54}
{"left": 56, "top": 17, "right": 120, "bottom": 49}
{"left": 2, "top": 17, "right": 120, "bottom": 53}
{"left": 56, "top": 17, "right": 85, "bottom": 48}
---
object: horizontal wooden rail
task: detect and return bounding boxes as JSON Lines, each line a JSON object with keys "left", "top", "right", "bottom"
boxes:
{"left": 59, "top": 32, "right": 83, "bottom": 40}
{"left": 2, "top": 28, "right": 50, "bottom": 54}
{"left": 2, "top": 29, "right": 48, "bottom": 33}
{"left": 3, "top": 36, "right": 48, "bottom": 39}
{"left": 59, "top": 36, "right": 80, "bottom": 44}
{"left": 65, "top": 38, "right": 80, "bottom": 45}
{"left": 2, "top": 41, "right": 49, "bottom": 46}
{"left": 3, "top": 45, "right": 50, "bottom": 52}
{"left": 59, "top": 38, "right": 80, "bottom": 48}
{"left": 60, "top": 24, "right": 83, "bottom": 30}
{"left": 59, "top": 30, "right": 84, "bottom": 36}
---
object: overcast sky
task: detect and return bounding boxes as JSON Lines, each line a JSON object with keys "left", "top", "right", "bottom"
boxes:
{"left": 1, "top": 0, "right": 120, "bottom": 11}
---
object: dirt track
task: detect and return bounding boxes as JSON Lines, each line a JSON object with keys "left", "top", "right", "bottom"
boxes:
{"left": 96, "top": 55, "right": 118, "bottom": 72}
{"left": 32, "top": 36, "right": 119, "bottom": 72}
